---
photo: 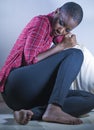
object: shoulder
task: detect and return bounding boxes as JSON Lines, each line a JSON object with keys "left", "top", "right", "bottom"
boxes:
{"left": 29, "top": 15, "right": 50, "bottom": 26}
{"left": 22, "top": 15, "right": 51, "bottom": 33}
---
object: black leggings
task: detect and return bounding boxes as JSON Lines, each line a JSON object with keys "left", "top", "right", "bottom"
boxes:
{"left": 2, "top": 48, "right": 94, "bottom": 119}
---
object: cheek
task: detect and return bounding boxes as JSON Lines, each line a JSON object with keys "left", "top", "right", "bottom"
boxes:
{"left": 54, "top": 25, "right": 58, "bottom": 30}
{"left": 52, "top": 19, "right": 59, "bottom": 29}
{"left": 54, "top": 24, "right": 61, "bottom": 31}
{"left": 53, "top": 23, "right": 57, "bottom": 30}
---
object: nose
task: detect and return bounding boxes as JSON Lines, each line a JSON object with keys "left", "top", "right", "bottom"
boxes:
{"left": 57, "top": 27, "right": 67, "bottom": 35}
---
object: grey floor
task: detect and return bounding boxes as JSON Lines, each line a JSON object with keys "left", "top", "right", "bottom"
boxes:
{"left": 0, "top": 102, "right": 94, "bottom": 130}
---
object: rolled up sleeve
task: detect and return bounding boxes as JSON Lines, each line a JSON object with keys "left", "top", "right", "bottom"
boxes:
{"left": 24, "top": 17, "right": 49, "bottom": 64}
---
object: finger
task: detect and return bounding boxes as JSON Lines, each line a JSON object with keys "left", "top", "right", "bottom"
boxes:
{"left": 21, "top": 112, "right": 27, "bottom": 124}
{"left": 71, "top": 34, "right": 76, "bottom": 38}
{"left": 65, "top": 33, "right": 72, "bottom": 38}
{"left": 27, "top": 111, "right": 33, "bottom": 120}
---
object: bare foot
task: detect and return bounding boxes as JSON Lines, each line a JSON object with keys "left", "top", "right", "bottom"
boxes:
{"left": 14, "top": 109, "right": 34, "bottom": 125}
{"left": 42, "top": 104, "right": 83, "bottom": 125}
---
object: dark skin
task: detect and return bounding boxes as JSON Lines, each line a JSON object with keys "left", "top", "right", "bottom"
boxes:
{"left": 14, "top": 9, "right": 83, "bottom": 125}
{"left": 52, "top": 8, "right": 78, "bottom": 48}
{"left": 51, "top": 9, "right": 77, "bottom": 36}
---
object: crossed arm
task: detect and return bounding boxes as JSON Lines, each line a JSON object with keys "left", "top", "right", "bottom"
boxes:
{"left": 37, "top": 34, "right": 78, "bottom": 61}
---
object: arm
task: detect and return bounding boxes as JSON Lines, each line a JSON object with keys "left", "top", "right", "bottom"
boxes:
{"left": 24, "top": 16, "right": 51, "bottom": 64}
{"left": 36, "top": 44, "right": 64, "bottom": 61}
{"left": 36, "top": 34, "right": 78, "bottom": 61}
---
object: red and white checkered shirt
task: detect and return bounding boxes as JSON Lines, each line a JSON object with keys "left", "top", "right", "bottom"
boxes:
{"left": 0, "top": 14, "right": 54, "bottom": 92}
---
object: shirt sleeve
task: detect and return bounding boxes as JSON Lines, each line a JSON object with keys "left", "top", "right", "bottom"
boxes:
{"left": 24, "top": 16, "right": 49, "bottom": 64}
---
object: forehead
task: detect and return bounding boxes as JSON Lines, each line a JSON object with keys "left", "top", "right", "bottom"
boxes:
{"left": 59, "top": 12, "right": 77, "bottom": 29}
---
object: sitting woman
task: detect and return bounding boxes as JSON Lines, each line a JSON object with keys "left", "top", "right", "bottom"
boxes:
{"left": 0, "top": 2, "right": 94, "bottom": 125}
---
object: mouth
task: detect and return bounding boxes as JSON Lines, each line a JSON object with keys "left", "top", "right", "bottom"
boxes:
{"left": 54, "top": 31, "right": 60, "bottom": 36}
{"left": 54, "top": 31, "right": 57, "bottom": 36}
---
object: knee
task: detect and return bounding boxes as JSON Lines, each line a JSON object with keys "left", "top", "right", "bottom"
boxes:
{"left": 72, "top": 48, "right": 83, "bottom": 58}
{"left": 70, "top": 48, "right": 84, "bottom": 63}
{"left": 62, "top": 48, "right": 84, "bottom": 67}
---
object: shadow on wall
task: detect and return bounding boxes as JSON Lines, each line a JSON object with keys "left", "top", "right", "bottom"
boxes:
{"left": 0, "top": 94, "right": 3, "bottom": 102}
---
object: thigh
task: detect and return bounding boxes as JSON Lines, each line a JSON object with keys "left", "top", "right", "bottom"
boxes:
{"left": 63, "top": 90, "right": 94, "bottom": 117}
{"left": 5, "top": 48, "right": 82, "bottom": 92}
{"left": 2, "top": 65, "right": 57, "bottom": 110}
{"left": 2, "top": 48, "right": 83, "bottom": 110}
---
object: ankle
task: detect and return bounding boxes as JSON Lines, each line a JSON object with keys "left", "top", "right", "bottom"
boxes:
{"left": 47, "top": 104, "right": 62, "bottom": 111}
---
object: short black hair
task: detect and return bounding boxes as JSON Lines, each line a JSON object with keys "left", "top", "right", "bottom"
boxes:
{"left": 59, "top": 2, "right": 83, "bottom": 25}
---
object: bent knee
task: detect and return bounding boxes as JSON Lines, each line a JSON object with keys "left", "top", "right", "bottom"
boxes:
{"left": 71, "top": 48, "right": 83, "bottom": 58}
{"left": 69, "top": 48, "right": 84, "bottom": 64}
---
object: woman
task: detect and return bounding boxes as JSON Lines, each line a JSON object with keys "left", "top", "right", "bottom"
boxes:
{"left": 1, "top": 2, "right": 94, "bottom": 125}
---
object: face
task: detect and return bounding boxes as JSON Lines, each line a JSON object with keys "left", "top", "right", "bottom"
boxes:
{"left": 52, "top": 10, "right": 78, "bottom": 37}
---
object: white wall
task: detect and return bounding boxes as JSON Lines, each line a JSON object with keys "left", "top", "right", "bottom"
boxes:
{"left": 0, "top": 0, "right": 94, "bottom": 68}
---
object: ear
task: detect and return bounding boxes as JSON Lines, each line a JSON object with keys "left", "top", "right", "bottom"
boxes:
{"left": 54, "top": 8, "right": 60, "bottom": 15}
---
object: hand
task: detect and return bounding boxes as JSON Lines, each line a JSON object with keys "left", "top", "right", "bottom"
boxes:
{"left": 56, "top": 33, "right": 78, "bottom": 50}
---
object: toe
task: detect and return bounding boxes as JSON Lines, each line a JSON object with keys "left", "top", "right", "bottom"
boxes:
{"left": 27, "top": 111, "right": 34, "bottom": 120}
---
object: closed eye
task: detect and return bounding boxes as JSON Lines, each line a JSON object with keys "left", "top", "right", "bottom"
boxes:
{"left": 59, "top": 19, "right": 71, "bottom": 33}
{"left": 59, "top": 19, "right": 65, "bottom": 26}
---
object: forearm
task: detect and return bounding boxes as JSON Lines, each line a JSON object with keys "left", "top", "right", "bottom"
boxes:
{"left": 36, "top": 34, "right": 77, "bottom": 62}
{"left": 36, "top": 45, "right": 64, "bottom": 62}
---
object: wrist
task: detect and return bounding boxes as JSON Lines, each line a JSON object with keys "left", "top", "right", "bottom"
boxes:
{"left": 55, "top": 44, "right": 65, "bottom": 52}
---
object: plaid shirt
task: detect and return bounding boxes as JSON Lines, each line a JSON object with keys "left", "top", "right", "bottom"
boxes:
{"left": 0, "top": 14, "right": 54, "bottom": 92}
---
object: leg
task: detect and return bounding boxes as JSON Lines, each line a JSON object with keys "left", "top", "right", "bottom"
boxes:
{"left": 2, "top": 48, "right": 83, "bottom": 124}
{"left": 63, "top": 90, "right": 94, "bottom": 117}
{"left": 30, "top": 90, "right": 94, "bottom": 120}
{"left": 42, "top": 49, "right": 84, "bottom": 124}
{"left": 14, "top": 89, "right": 94, "bottom": 124}
{"left": 2, "top": 48, "right": 83, "bottom": 110}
